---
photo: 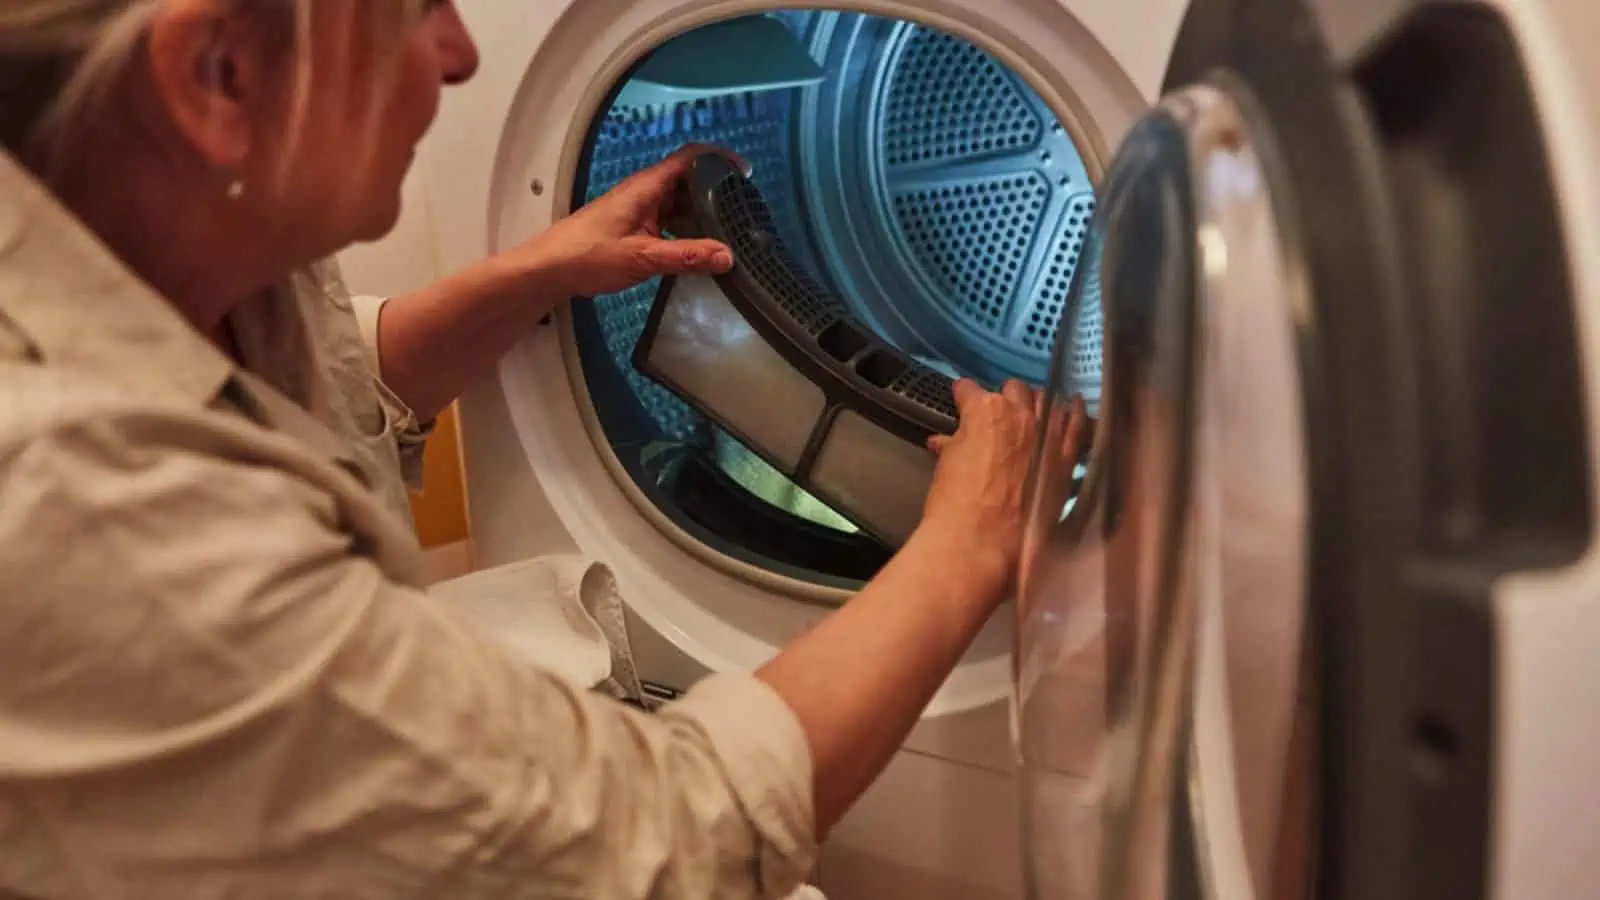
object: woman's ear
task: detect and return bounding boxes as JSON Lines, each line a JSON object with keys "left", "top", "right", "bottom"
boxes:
{"left": 142, "top": 0, "right": 270, "bottom": 172}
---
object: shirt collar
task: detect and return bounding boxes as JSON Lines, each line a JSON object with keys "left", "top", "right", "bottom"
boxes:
{"left": 0, "top": 151, "right": 234, "bottom": 406}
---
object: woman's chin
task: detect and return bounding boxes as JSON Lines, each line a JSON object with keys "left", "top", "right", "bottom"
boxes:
{"left": 352, "top": 197, "right": 406, "bottom": 245}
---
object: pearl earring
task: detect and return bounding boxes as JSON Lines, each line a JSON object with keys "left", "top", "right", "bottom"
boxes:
{"left": 226, "top": 178, "right": 246, "bottom": 200}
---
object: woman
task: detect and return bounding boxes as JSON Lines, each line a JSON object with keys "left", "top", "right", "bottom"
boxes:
{"left": 0, "top": 2, "right": 1089, "bottom": 898}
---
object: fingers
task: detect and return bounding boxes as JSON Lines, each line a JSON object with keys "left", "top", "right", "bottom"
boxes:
{"left": 610, "top": 148, "right": 694, "bottom": 209}
{"left": 667, "top": 141, "right": 753, "bottom": 177}
{"left": 927, "top": 434, "right": 953, "bottom": 456}
{"left": 633, "top": 237, "right": 735, "bottom": 277}
{"left": 951, "top": 378, "right": 985, "bottom": 415}
{"left": 632, "top": 144, "right": 752, "bottom": 198}
{"left": 955, "top": 377, "right": 1044, "bottom": 420}
{"left": 607, "top": 144, "right": 752, "bottom": 237}
{"left": 1001, "top": 379, "right": 1033, "bottom": 411}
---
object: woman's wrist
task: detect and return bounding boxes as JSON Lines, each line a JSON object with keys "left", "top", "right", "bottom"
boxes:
{"left": 473, "top": 235, "right": 575, "bottom": 323}
{"left": 900, "top": 517, "right": 1014, "bottom": 614}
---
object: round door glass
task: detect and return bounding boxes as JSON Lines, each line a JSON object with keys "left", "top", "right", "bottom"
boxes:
{"left": 569, "top": 10, "right": 1104, "bottom": 587}
{"left": 1015, "top": 83, "right": 1312, "bottom": 900}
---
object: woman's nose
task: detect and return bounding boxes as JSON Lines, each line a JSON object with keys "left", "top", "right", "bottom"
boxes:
{"left": 432, "top": 3, "right": 480, "bottom": 85}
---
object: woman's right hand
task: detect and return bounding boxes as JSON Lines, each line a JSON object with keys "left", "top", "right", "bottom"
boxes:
{"left": 921, "top": 380, "right": 1091, "bottom": 600}
{"left": 758, "top": 379, "right": 1089, "bottom": 833}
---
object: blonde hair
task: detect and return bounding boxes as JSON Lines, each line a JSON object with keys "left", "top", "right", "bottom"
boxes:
{"left": 0, "top": 0, "right": 421, "bottom": 175}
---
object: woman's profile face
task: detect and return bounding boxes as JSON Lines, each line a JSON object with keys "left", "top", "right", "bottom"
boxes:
{"left": 247, "top": 1, "right": 480, "bottom": 253}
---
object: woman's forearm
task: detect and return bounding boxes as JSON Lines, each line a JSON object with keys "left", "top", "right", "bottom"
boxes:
{"left": 757, "top": 521, "right": 1009, "bottom": 835}
{"left": 370, "top": 144, "right": 740, "bottom": 422}
{"left": 374, "top": 247, "right": 568, "bottom": 423}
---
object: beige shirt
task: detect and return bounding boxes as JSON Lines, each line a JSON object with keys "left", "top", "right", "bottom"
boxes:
{"left": 0, "top": 153, "right": 815, "bottom": 899}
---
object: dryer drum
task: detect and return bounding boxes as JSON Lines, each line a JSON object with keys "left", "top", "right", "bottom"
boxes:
{"left": 571, "top": 10, "right": 1104, "bottom": 565}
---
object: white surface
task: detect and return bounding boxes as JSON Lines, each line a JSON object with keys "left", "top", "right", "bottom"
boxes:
{"left": 428, "top": 557, "right": 624, "bottom": 691}
{"left": 1486, "top": 0, "right": 1600, "bottom": 898}
{"left": 820, "top": 745, "right": 1030, "bottom": 899}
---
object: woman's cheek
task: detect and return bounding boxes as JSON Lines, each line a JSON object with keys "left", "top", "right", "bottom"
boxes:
{"left": 402, "top": 45, "right": 444, "bottom": 142}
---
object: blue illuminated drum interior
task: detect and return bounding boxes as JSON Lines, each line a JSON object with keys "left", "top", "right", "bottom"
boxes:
{"left": 570, "top": 10, "right": 1104, "bottom": 585}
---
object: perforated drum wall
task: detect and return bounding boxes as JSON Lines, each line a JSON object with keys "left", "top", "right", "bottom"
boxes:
{"left": 802, "top": 13, "right": 1101, "bottom": 386}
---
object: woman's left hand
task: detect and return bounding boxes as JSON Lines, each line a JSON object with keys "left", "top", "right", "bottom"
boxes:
{"left": 532, "top": 143, "right": 742, "bottom": 298}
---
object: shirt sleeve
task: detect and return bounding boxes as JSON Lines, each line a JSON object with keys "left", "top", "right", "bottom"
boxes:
{"left": 0, "top": 409, "right": 817, "bottom": 900}
{"left": 349, "top": 292, "right": 432, "bottom": 487}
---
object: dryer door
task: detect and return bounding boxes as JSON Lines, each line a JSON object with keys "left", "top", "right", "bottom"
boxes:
{"left": 1016, "top": 77, "right": 1303, "bottom": 900}
{"left": 1015, "top": 0, "right": 1596, "bottom": 898}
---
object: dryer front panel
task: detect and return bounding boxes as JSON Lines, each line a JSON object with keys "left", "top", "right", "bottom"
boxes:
{"left": 446, "top": 0, "right": 1182, "bottom": 715}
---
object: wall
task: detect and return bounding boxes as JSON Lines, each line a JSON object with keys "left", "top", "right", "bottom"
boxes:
{"left": 339, "top": 167, "right": 474, "bottom": 576}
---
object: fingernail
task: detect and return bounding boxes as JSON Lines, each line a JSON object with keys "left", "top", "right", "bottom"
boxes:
{"left": 713, "top": 249, "right": 734, "bottom": 269}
